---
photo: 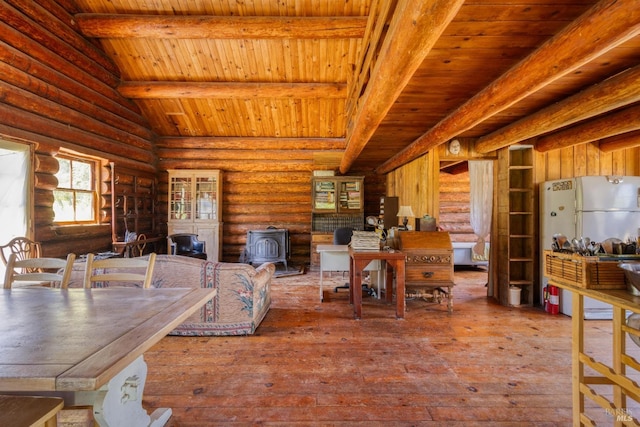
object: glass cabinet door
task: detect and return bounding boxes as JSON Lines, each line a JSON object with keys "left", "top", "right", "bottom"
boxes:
{"left": 195, "top": 176, "right": 218, "bottom": 220}
{"left": 313, "top": 180, "right": 336, "bottom": 211}
{"left": 338, "top": 179, "right": 362, "bottom": 212}
{"left": 170, "top": 176, "right": 192, "bottom": 220}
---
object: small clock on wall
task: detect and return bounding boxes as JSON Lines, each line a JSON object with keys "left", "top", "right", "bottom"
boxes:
{"left": 448, "top": 139, "right": 461, "bottom": 155}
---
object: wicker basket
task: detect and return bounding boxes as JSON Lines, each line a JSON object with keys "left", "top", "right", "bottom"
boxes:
{"left": 543, "top": 250, "right": 626, "bottom": 290}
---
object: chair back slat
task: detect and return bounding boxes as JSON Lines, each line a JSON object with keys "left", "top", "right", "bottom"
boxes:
{"left": 83, "top": 253, "right": 156, "bottom": 288}
{"left": 3, "top": 253, "right": 76, "bottom": 289}
{"left": 0, "top": 237, "right": 42, "bottom": 271}
{"left": 132, "top": 233, "right": 147, "bottom": 257}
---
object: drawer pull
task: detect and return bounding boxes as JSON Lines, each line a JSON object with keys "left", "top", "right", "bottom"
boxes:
{"left": 422, "top": 272, "right": 434, "bottom": 278}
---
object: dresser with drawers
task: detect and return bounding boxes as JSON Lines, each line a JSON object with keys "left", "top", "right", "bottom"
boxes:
{"left": 398, "top": 231, "right": 455, "bottom": 313}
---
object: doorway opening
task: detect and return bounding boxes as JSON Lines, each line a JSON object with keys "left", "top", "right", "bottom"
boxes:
{"left": 438, "top": 162, "right": 490, "bottom": 288}
{"left": 0, "top": 140, "right": 31, "bottom": 277}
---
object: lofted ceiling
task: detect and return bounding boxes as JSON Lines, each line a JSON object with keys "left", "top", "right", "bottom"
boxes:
{"left": 72, "top": 0, "right": 640, "bottom": 174}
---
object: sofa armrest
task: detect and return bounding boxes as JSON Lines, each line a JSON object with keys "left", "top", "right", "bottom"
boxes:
{"left": 253, "top": 262, "right": 276, "bottom": 285}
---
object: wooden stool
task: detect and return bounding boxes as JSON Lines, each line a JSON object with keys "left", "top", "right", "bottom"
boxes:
{"left": 0, "top": 395, "right": 64, "bottom": 427}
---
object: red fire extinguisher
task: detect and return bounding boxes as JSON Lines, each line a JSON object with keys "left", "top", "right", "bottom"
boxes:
{"left": 544, "top": 284, "right": 559, "bottom": 315}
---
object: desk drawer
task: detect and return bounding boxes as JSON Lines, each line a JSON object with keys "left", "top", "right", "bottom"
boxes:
{"left": 405, "top": 264, "right": 453, "bottom": 283}
{"left": 404, "top": 250, "right": 453, "bottom": 284}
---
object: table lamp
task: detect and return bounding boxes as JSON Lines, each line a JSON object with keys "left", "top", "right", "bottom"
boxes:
{"left": 397, "top": 205, "right": 415, "bottom": 230}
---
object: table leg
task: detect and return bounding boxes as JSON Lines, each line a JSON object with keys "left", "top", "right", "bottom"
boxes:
{"left": 572, "top": 291, "right": 584, "bottom": 426}
{"left": 349, "top": 257, "right": 355, "bottom": 305}
{"left": 91, "top": 355, "right": 171, "bottom": 427}
{"left": 319, "top": 267, "right": 324, "bottom": 302}
{"left": 394, "top": 260, "right": 405, "bottom": 319}
{"left": 385, "top": 262, "right": 394, "bottom": 304}
{"left": 352, "top": 259, "right": 366, "bottom": 319}
{"left": 377, "top": 261, "right": 386, "bottom": 299}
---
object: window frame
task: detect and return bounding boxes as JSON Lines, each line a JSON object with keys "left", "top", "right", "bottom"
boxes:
{"left": 53, "top": 152, "right": 100, "bottom": 225}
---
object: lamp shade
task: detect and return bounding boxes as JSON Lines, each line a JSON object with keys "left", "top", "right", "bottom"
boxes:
{"left": 397, "top": 205, "right": 415, "bottom": 218}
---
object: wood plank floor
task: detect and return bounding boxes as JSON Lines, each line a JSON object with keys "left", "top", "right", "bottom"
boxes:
{"left": 142, "top": 267, "right": 640, "bottom": 426}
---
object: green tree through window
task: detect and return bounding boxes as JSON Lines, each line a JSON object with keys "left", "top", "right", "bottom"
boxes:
{"left": 53, "top": 156, "right": 96, "bottom": 223}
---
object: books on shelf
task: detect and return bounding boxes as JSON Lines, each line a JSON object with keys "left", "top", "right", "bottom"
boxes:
{"left": 343, "top": 182, "right": 360, "bottom": 191}
{"left": 315, "top": 181, "right": 335, "bottom": 191}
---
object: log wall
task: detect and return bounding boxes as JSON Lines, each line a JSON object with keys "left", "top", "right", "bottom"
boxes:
{"left": 438, "top": 169, "right": 474, "bottom": 242}
{"left": 156, "top": 152, "right": 386, "bottom": 265}
{"left": 0, "top": 1, "right": 387, "bottom": 264}
{"left": 0, "top": 1, "right": 154, "bottom": 257}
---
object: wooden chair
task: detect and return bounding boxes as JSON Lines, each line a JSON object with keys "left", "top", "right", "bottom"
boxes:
{"left": 83, "top": 252, "right": 157, "bottom": 288}
{"left": 0, "top": 395, "right": 64, "bottom": 427}
{"left": 332, "top": 228, "right": 353, "bottom": 293}
{"left": 0, "top": 236, "right": 42, "bottom": 268}
{"left": 131, "top": 233, "right": 148, "bottom": 257}
{"left": 3, "top": 252, "right": 76, "bottom": 289}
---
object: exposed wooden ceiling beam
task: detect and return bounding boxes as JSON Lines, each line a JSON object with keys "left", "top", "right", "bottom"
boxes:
{"left": 118, "top": 82, "right": 347, "bottom": 99}
{"left": 345, "top": 0, "right": 395, "bottom": 121}
{"left": 156, "top": 137, "right": 345, "bottom": 150}
{"left": 475, "top": 65, "right": 640, "bottom": 154}
{"left": 535, "top": 104, "right": 640, "bottom": 152}
{"left": 339, "top": 0, "right": 465, "bottom": 174}
{"left": 376, "top": 0, "right": 640, "bottom": 174}
{"left": 599, "top": 130, "right": 640, "bottom": 153}
{"left": 75, "top": 14, "right": 367, "bottom": 39}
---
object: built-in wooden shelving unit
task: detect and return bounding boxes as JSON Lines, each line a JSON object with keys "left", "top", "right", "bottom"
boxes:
{"left": 497, "top": 145, "right": 535, "bottom": 306}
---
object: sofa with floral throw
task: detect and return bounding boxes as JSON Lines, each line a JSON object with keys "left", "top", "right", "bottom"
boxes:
{"left": 66, "top": 254, "right": 275, "bottom": 336}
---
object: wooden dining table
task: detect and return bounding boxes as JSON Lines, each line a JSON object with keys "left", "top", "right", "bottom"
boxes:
{"left": 0, "top": 286, "right": 216, "bottom": 427}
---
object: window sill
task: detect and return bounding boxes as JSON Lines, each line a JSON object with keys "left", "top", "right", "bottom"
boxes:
{"left": 53, "top": 224, "right": 110, "bottom": 236}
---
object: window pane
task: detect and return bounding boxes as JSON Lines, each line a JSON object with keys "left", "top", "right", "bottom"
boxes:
{"left": 56, "top": 158, "right": 71, "bottom": 188}
{"left": 53, "top": 155, "right": 97, "bottom": 223}
{"left": 75, "top": 192, "right": 94, "bottom": 221}
{"left": 53, "top": 189, "right": 75, "bottom": 221}
{"left": 72, "top": 160, "right": 92, "bottom": 190}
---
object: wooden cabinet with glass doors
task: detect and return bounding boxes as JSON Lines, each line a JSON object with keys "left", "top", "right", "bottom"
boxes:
{"left": 167, "top": 170, "right": 222, "bottom": 261}
{"left": 312, "top": 176, "right": 364, "bottom": 217}
{"left": 310, "top": 176, "right": 364, "bottom": 267}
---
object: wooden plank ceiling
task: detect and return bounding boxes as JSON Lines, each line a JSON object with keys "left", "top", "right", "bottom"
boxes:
{"left": 73, "top": 0, "right": 640, "bottom": 174}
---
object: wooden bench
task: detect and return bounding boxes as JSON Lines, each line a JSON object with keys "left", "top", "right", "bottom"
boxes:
{"left": 0, "top": 395, "right": 64, "bottom": 427}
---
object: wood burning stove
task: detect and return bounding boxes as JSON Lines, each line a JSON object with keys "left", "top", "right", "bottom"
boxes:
{"left": 245, "top": 228, "right": 289, "bottom": 270}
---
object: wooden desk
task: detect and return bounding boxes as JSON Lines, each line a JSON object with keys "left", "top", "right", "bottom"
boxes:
{"left": 399, "top": 231, "right": 454, "bottom": 313}
{"left": 316, "top": 244, "right": 349, "bottom": 302}
{"left": 349, "top": 249, "right": 405, "bottom": 319}
{"left": 549, "top": 280, "right": 640, "bottom": 425}
{"left": 0, "top": 287, "right": 216, "bottom": 427}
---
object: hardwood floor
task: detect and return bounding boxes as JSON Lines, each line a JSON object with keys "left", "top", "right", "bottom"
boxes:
{"left": 143, "top": 267, "right": 640, "bottom": 426}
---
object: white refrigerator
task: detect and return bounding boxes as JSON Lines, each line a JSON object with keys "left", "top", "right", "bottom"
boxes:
{"left": 540, "top": 176, "right": 640, "bottom": 319}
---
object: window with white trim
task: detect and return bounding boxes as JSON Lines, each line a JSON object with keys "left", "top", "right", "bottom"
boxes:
{"left": 53, "top": 154, "right": 98, "bottom": 223}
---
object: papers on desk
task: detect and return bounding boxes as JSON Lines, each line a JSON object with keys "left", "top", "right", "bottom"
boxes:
{"left": 350, "top": 231, "right": 380, "bottom": 251}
